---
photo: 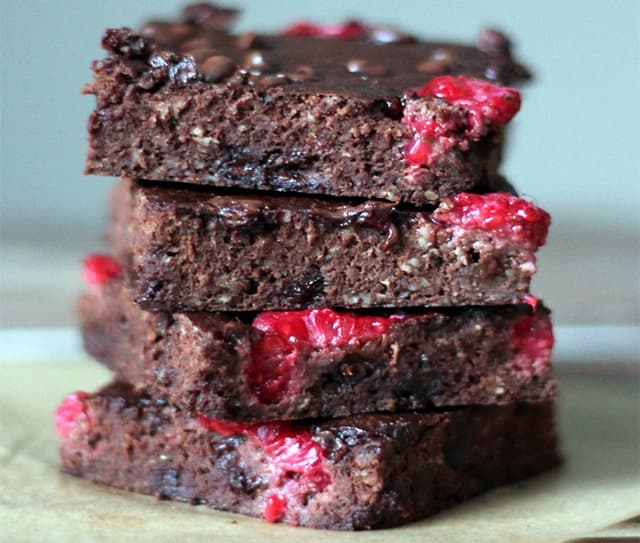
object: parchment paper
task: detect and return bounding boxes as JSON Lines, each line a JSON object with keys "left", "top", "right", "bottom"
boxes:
{"left": 1, "top": 362, "right": 638, "bottom": 542}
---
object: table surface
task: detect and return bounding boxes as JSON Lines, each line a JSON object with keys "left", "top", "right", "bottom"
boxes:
{"left": 0, "top": 360, "right": 638, "bottom": 543}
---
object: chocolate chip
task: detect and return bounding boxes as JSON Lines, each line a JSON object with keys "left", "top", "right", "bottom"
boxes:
{"left": 252, "top": 73, "right": 288, "bottom": 87}
{"left": 477, "top": 28, "right": 511, "bottom": 55}
{"left": 287, "top": 65, "right": 316, "bottom": 83}
{"left": 199, "top": 55, "right": 236, "bottom": 82}
{"left": 346, "top": 59, "right": 390, "bottom": 77}
{"left": 242, "top": 51, "right": 270, "bottom": 73}
{"left": 182, "top": 3, "right": 239, "bottom": 29}
{"left": 377, "top": 97, "right": 404, "bottom": 120}
{"left": 140, "top": 21, "right": 193, "bottom": 42}
{"left": 187, "top": 47, "right": 220, "bottom": 64}
{"left": 102, "top": 28, "right": 151, "bottom": 59}
{"left": 180, "top": 36, "right": 213, "bottom": 52}
{"left": 369, "top": 26, "right": 416, "bottom": 44}
{"left": 416, "top": 49, "right": 454, "bottom": 73}
{"left": 236, "top": 32, "right": 261, "bottom": 50}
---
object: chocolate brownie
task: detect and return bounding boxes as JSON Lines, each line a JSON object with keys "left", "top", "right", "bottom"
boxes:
{"left": 84, "top": 4, "right": 530, "bottom": 205}
{"left": 79, "top": 265, "right": 555, "bottom": 420}
{"left": 109, "top": 179, "right": 550, "bottom": 311}
{"left": 57, "top": 382, "right": 559, "bottom": 530}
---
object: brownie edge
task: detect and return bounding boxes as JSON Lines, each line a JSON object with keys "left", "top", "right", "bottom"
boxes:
{"left": 108, "top": 179, "right": 549, "bottom": 312}
{"left": 85, "top": 5, "right": 531, "bottom": 204}
{"left": 79, "top": 273, "right": 555, "bottom": 421}
{"left": 59, "top": 383, "right": 559, "bottom": 530}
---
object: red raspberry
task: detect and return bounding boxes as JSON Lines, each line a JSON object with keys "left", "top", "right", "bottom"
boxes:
{"left": 432, "top": 192, "right": 550, "bottom": 248}
{"left": 417, "top": 75, "right": 521, "bottom": 133}
{"left": 248, "top": 309, "right": 395, "bottom": 402}
{"left": 82, "top": 254, "right": 121, "bottom": 286}
{"left": 510, "top": 314, "right": 554, "bottom": 376}
{"left": 197, "top": 416, "right": 246, "bottom": 437}
{"left": 402, "top": 75, "right": 521, "bottom": 166}
{"left": 264, "top": 493, "right": 287, "bottom": 523}
{"left": 55, "top": 391, "right": 90, "bottom": 438}
{"left": 282, "top": 20, "right": 368, "bottom": 39}
{"left": 198, "top": 416, "right": 332, "bottom": 522}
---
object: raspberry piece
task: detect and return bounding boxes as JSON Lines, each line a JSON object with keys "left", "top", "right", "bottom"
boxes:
{"left": 282, "top": 20, "right": 368, "bottom": 39}
{"left": 197, "top": 416, "right": 246, "bottom": 437}
{"left": 82, "top": 254, "right": 121, "bottom": 286}
{"left": 199, "top": 416, "right": 331, "bottom": 523}
{"left": 432, "top": 192, "right": 550, "bottom": 248}
{"left": 510, "top": 314, "right": 554, "bottom": 376}
{"left": 55, "top": 392, "right": 90, "bottom": 439}
{"left": 264, "top": 493, "right": 287, "bottom": 522}
{"left": 402, "top": 75, "right": 520, "bottom": 166}
{"left": 247, "top": 309, "right": 396, "bottom": 402}
{"left": 417, "top": 75, "right": 521, "bottom": 134}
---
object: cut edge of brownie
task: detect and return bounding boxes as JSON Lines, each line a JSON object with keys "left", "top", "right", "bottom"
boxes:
{"left": 78, "top": 268, "right": 556, "bottom": 421}
{"left": 84, "top": 4, "right": 531, "bottom": 205}
{"left": 57, "top": 382, "right": 559, "bottom": 530}
{"left": 107, "top": 178, "right": 550, "bottom": 312}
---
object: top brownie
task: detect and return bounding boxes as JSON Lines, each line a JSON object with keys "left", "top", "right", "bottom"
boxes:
{"left": 85, "top": 3, "right": 530, "bottom": 205}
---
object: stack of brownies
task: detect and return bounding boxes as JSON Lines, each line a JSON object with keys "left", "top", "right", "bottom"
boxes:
{"left": 56, "top": 3, "right": 559, "bottom": 530}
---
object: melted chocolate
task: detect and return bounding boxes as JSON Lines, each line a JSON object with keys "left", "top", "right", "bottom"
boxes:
{"left": 102, "top": 3, "right": 530, "bottom": 98}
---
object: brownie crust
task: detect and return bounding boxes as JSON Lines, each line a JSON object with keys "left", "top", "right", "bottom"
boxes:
{"left": 85, "top": 5, "right": 530, "bottom": 205}
{"left": 60, "top": 383, "right": 559, "bottom": 530}
{"left": 79, "top": 275, "right": 555, "bottom": 421}
{"left": 109, "top": 179, "right": 545, "bottom": 311}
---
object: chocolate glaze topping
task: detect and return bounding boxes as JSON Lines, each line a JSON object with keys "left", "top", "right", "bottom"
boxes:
{"left": 97, "top": 3, "right": 530, "bottom": 99}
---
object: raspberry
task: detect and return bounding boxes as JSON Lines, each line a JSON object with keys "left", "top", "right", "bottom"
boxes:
{"left": 417, "top": 75, "right": 521, "bottom": 133}
{"left": 432, "top": 192, "right": 550, "bottom": 248}
{"left": 282, "top": 20, "right": 368, "bottom": 39}
{"left": 199, "top": 416, "right": 331, "bottom": 523}
{"left": 247, "top": 309, "right": 396, "bottom": 402}
{"left": 510, "top": 314, "right": 554, "bottom": 376}
{"left": 82, "top": 254, "right": 121, "bottom": 286}
{"left": 55, "top": 392, "right": 90, "bottom": 439}
{"left": 197, "top": 416, "right": 246, "bottom": 437}
{"left": 263, "top": 493, "right": 287, "bottom": 523}
{"left": 402, "top": 75, "right": 521, "bottom": 166}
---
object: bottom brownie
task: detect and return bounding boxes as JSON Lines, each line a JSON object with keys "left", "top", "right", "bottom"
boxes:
{"left": 57, "top": 383, "right": 559, "bottom": 530}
